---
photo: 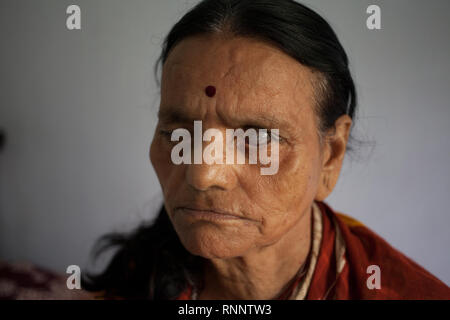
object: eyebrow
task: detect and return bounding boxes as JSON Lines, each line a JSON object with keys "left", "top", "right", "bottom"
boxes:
{"left": 158, "top": 107, "right": 289, "bottom": 130}
{"left": 157, "top": 109, "right": 196, "bottom": 124}
{"left": 245, "top": 114, "right": 284, "bottom": 128}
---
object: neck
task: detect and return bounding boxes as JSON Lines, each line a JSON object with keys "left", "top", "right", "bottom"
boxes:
{"left": 197, "top": 205, "right": 312, "bottom": 300}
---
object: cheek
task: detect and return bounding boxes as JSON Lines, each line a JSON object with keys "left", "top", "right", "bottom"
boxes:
{"left": 240, "top": 143, "right": 322, "bottom": 240}
{"left": 245, "top": 145, "right": 320, "bottom": 203}
{"left": 279, "top": 146, "right": 322, "bottom": 212}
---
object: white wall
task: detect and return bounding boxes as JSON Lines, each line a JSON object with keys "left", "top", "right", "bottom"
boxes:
{"left": 0, "top": 0, "right": 449, "bottom": 284}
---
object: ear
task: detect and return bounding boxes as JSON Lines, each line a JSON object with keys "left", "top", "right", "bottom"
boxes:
{"left": 315, "top": 115, "right": 352, "bottom": 201}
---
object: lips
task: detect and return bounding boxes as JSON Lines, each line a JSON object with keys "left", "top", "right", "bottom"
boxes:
{"left": 174, "top": 206, "right": 246, "bottom": 221}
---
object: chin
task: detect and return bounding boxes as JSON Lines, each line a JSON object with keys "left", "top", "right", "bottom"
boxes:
{"left": 177, "top": 228, "right": 251, "bottom": 259}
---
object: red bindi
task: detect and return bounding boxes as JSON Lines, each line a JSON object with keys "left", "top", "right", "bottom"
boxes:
{"left": 205, "top": 85, "right": 216, "bottom": 98}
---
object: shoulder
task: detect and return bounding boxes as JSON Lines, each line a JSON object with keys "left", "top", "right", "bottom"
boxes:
{"left": 323, "top": 205, "right": 450, "bottom": 299}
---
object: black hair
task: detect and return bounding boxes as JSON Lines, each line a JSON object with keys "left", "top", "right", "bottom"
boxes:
{"left": 82, "top": 0, "right": 357, "bottom": 299}
{"left": 82, "top": 207, "right": 203, "bottom": 299}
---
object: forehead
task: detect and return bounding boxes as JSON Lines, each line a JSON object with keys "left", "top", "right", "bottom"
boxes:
{"left": 160, "top": 34, "right": 317, "bottom": 127}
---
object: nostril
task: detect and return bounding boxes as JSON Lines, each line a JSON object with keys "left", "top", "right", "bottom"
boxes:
{"left": 186, "top": 164, "right": 214, "bottom": 192}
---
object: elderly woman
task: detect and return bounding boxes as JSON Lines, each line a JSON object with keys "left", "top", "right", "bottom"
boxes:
{"left": 83, "top": 0, "right": 450, "bottom": 300}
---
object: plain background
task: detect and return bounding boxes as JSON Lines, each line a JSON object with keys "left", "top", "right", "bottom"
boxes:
{"left": 0, "top": 0, "right": 449, "bottom": 285}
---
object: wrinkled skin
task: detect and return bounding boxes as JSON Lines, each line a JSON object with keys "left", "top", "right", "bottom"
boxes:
{"left": 150, "top": 33, "right": 352, "bottom": 299}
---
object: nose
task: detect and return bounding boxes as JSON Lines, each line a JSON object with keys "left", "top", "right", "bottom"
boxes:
{"left": 185, "top": 162, "right": 237, "bottom": 192}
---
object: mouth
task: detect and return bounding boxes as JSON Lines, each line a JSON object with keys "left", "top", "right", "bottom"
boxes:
{"left": 175, "top": 206, "right": 247, "bottom": 222}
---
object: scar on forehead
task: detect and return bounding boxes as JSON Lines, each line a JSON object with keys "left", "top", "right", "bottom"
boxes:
{"left": 205, "top": 85, "right": 216, "bottom": 97}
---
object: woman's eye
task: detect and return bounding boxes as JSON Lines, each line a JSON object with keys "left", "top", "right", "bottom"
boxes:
{"left": 246, "top": 129, "right": 282, "bottom": 147}
{"left": 269, "top": 131, "right": 282, "bottom": 143}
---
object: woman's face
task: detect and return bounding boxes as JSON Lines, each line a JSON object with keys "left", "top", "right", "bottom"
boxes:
{"left": 150, "top": 34, "right": 336, "bottom": 259}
